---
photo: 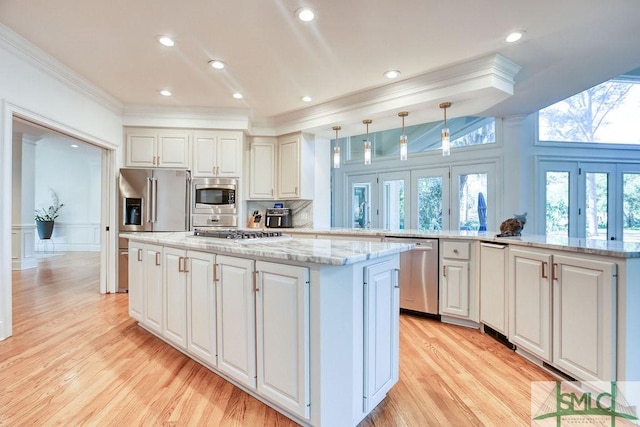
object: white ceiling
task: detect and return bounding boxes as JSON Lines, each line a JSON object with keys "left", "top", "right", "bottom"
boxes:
{"left": 1, "top": 0, "right": 640, "bottom": 136}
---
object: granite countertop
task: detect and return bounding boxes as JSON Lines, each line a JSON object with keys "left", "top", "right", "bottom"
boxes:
{"left": 120, "top": 231, "right": 413, "bottom": 266}
{"left": 285, "top": 228, "right": 640, "bottom": 258}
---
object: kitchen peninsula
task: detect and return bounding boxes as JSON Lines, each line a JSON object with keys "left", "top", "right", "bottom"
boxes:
{"left": 121, "top": 231, "right": 413, "bottom": 427}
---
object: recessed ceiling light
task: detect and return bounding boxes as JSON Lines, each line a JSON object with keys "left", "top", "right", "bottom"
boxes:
{"left": 70, "top": 144, "right": 78, "bottom": 148}
{"left": 209, "top": 60, "right": 226, "bottom": 69}
{"left": 296, "top": 7, "right": 316, "bottom": 22}
{"left": 232, "top": 92, "right": 243, "bottom": 99}
{"left": 160, "top": 89, "right": 172, "bottom": 97}
{"left": 506, "top": 30, "right": 525, "bottom": 43}
{"left": 157, "top": 36, "right": 175, "bottom": 47}
{"left": 301, "top": 96, "right": 313, "bottom": 102}
{"left": 384, "top": 70, "right": 401, "bottom": 79}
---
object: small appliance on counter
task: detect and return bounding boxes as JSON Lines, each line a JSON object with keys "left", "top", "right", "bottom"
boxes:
{"left": 265, "top": 208, "right": 293, "bottom": 228}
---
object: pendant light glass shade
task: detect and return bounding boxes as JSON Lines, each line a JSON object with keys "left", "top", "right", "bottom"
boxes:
{"left": 440, "top": 102, "right": 452, "bottom": 157}
{"left": 398, "top": 111, "right": 409, "bottom": 161}
{"left": 363, "top": 119, "right": 372, "bottom": 165}
{"left": 332, "top": 125, "right": 341, "bottom": 168}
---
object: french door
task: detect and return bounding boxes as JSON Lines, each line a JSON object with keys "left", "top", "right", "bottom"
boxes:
{"left": 537, "top": 160, "right": 638, "bottom": 241}
{"left": 346, "top": 163, "right": 495, "bottom": 231}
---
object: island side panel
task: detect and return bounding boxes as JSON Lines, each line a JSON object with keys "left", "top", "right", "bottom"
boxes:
{"left": 618, "top": 257, "right": 640, "bottom": 381}
{"left": 309, "top": 254, "right": 400, "bottom": 427}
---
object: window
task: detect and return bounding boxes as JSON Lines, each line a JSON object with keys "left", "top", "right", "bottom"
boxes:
{"left": 538, "top": 71, "right": 640, "bottom": 144}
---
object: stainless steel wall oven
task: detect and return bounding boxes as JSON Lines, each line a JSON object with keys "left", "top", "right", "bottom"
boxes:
{"left": 191, "top": 177, "right": 238, "bottom": 228}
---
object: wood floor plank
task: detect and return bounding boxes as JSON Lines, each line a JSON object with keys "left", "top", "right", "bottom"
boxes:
{"left": 2, "top": 252, "right": 556, "bottom": 426}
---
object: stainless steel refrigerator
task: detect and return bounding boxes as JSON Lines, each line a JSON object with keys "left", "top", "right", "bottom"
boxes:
{"left": 117, "top": 168, "right": 191, "bottom": 292}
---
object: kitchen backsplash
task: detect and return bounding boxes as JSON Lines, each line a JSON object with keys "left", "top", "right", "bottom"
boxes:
{"left": 246, "top": 200, "right": 313, "bottom": 228}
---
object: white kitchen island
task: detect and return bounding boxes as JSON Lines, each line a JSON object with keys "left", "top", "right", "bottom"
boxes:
{"left": 121, "top": 231, "right": 413, "bottom": 427}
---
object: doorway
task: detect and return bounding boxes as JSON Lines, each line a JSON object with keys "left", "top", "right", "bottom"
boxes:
{"left": 2, "top": 111, "right": 117, "bottom": 341}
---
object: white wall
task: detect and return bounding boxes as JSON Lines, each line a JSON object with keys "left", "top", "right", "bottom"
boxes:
{"left": 33, "top": 136, "right": 102, "bottom": 251}
{"left": 0, "top": 28, "right": 124, "bottom": 340}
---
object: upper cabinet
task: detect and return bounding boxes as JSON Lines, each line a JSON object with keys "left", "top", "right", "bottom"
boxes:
{"left": 247, "top": 133, "right": 314, "bottom": 200}
{"left": 277, "top": 133, "right": 314, "bottom": 199}
{"left": 125, "top": 128, "right": 190, "bottom": 168}
{"left": 248, "top": 137, "right": 277, "bottom": 199}
{"left": 192, "top": 130, "right": 242, "bottom": 178}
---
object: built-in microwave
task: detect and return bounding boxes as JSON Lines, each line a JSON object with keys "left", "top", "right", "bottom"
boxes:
{"left": 191, "top": 177, "right": 238, "bottom": 215}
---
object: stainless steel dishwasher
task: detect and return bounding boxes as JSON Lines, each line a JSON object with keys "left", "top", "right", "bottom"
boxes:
{"left": 386, "top": 237, "right": 439, "bottom": 315}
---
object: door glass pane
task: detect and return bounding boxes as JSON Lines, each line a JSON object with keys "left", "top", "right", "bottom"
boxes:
{"left": 352, "top": 183, "right": 371, "bottom": 229}
{"left": 382, "top": 179, "right": 405, "bottom": 229}
{"left": 585, "top": 172, "right": 608, "bottom": 240}
{"left": 546, "top": 171, "right": 569, "bottom": 237}
{"left": 416, "top": 177, "right": 442, "bottom": 230}
{"left": 458, "top": 173, "right": 487, "bottom": 231}
{"left": 623, "top": 173, "right": 640, "bottom": 242}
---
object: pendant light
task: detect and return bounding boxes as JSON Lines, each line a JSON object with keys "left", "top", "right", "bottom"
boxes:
{"left": 332, "top": 125, "right": 341, "bottom": 168}
{"left": 398, "top": 111, "right": 409, "bottom": 161}
{"left": 440, "top": 102, "right": 452, "bottom": 156}
{"left": 363, "top": 119, "right": 372, "bottom": 165}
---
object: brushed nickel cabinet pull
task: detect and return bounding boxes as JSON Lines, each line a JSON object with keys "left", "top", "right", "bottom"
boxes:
{"left": 178, "top": 257, "right": 183, "bottom": 272}
{"left": 552, "top": 263, "right": 558, "bottom": 281}
{"left": 137, "top": 248, "right": 143, "bottom": 262}
{"left": 254, "top": 270, "right": 260, "bottom": 292}
{"left": 442, "top": 266, "right": 446, "bottom": 277}
{"left": 155, "top": 252, "right": 160, "bottom": 266}
{"left": 393, "top": 268, "right": 400, "bottom": 288}
{"left": 183, "top": 257, "right": 189, "bottom": 273}
{"left": 541, "top": 261, "right": 548, "bottom": 279}
{"left": 213, "top": 263, "right": 218, "bottom": 282}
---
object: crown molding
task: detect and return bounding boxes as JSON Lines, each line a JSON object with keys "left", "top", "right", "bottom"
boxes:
{"left": 0, "top": 23, "right": 123, "bottom": 115}
{"left": 122, "top": 105, "right": 251, "bottom": 130}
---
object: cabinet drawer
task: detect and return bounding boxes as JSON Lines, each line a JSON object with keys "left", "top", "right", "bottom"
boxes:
{"left": 442, "top": 241, "right": 470, "bottom": 260}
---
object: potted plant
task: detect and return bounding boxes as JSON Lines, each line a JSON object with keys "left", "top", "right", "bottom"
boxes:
{"left": 34, "top": 189, "right": 64, "bottom": 240}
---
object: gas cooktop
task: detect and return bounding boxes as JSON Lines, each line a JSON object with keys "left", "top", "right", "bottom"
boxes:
{"left": 193, "top": 228, "right": 284, "bottom": 239}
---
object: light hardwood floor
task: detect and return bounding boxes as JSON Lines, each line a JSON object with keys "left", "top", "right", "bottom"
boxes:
{"left": 2, "top": 252, "right": 555, "bottom": 426}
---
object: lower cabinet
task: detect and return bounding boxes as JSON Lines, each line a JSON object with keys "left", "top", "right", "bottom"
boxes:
{"left": 479, "top": 242, "right": 508, "bottom": 334}
{"left": 215, "top": 255, "right": 256, "bottom": 389}
{"left": 255, "top": 261, "right": 310, "bottom": 419}
{"left": 143, "top": 244, "right": 164, "bottom": 336}
{"left": 363, "top": 259, "right": 399, "bottom": 412}
{"left": 187, "top": 250, "right": 217, "bottom": 366}
{"left": 509, "top": 247, "right": 617, "bottom": 381}
{"left": 127, "top": 241, "right": 144, "bottom": 322}
{"left": 164, "top": 247, "right": 188, "bottom": 349}
{"left": 440, "top": 240, "right": 477, "bottom": 324}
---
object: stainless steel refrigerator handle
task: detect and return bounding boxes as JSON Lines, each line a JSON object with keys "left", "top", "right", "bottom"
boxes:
{"left": 151, "top": 177, "right": 158, "bottom": 223}
{"left": 145, "top": 178, "right": 152, "bottom": 223}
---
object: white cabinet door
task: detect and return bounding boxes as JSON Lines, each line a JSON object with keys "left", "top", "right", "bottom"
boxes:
{"left": 553, "top": 254, "right": 616, "bottom": 381}
{"left": 163, "top": 247, "right": 188, "bottom": 349}
{"left": 509, "top": 247, "right": 552, "bottom": 362}
{"left": 143, "top": 244, "right": 164, "bottom": 335}
{"left": 128, "top": 241, "right": 144, "bottom": 322}
{"left": 277, "top": 136, "right": 300, "bottom": 199}
{"left": 192, "top": 132, "right": 216, "bottom": 177}
{"left": 126, "top": 129, "right": 157, "bottom": 168}
{"left": 216, "top": 255, "right": 257, "bottom": 389}
{"left": 216, "top": 133, "right": 241, "bottom": 177}
{"left": 255, "top": 261, "right": 310, "bottom": 420}
{"left": 479, "top": 243, "right": 508, "bottom": 334}
{"left": 249, "top": 139, "right": 276, "bottom": 199}
{"left": 125, "top": 128, "right": 189, "bottom": 168}
{"left": 193, "top": 131, "right": 242, "bottom": 178}
{"left": 363, "top": 259, "right": 399, "bottom": 412}
{"left": 187, "top": 250, "right": 217, "bottom": 366}
{"left": 157, "top": 130, "right": 189, "bottom": 168}
{"left": 440, "top": 259, "right": 470, "bottom": 318}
